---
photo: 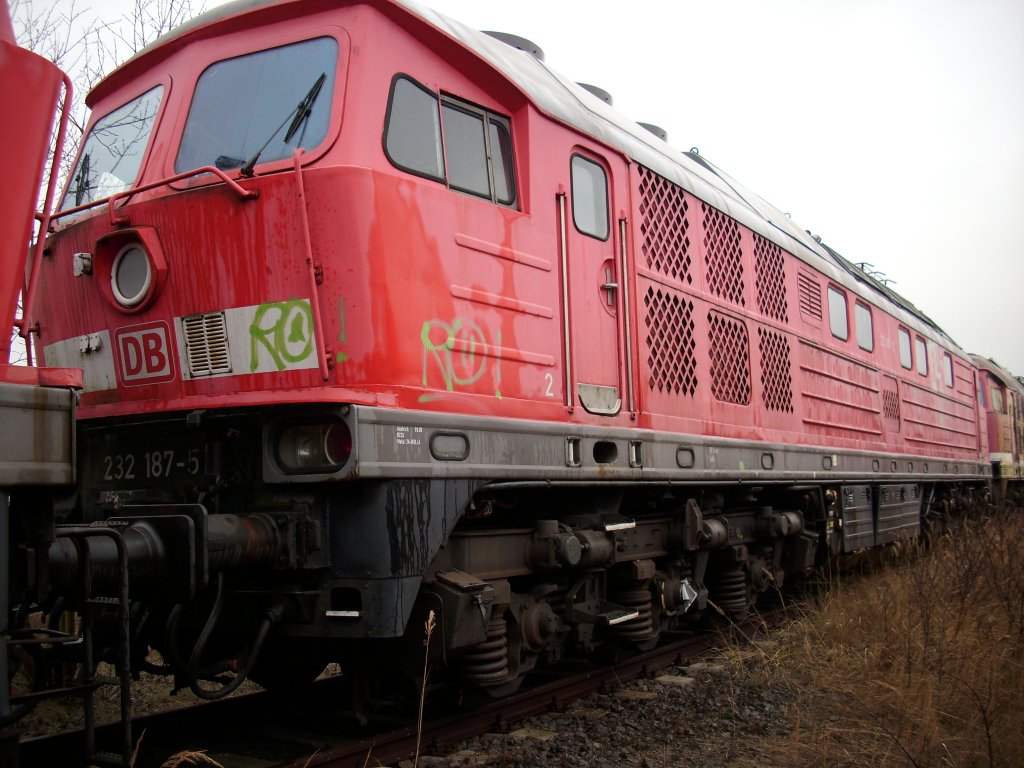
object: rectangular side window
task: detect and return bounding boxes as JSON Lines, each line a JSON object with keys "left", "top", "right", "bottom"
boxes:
{"left": 898, "top": 328, "right": 912, "bottom": 369}
{"left": 942, "top": 353, "right": 954, "bottom": 387}
{"left": 384, "top": 75, "right": 517, "bottom": 207}
{"left": 442, "top": 103, "right": 490, "bottom": 198}
{"left": 854, "top": 302, "right": 873, "bottom": 351}
{"left": 827, "top": 286, "right": 848, "bottom": 341}
{"left": 979, "top": 375, "right": 986, "bottom": 408}
{"left": 489, "top": 119, "right": 515, "bottom": 205}
{"left": 992, "top": 384, "right": 1005, "bottom": 413}
{"left": 915, "top": 336, "right": 928, "bottom": 375}
{"left": 570, "top": 154, "right": 609, "bottom": 240}
{"left": 384, "top": 76, "right": 444, "bottom": 180}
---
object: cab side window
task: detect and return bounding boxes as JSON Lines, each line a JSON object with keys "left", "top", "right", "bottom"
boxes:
{"left": 384, "top": 75, "right": 516, "bottom": 207}
{"left": 827, "top": 286, "right": 848, "bottom": 341}
{"left": 384, "top": 77, "right": 444, "bottom": 180}
{"left": 898, "top": 327, "right": 912, "bottom": 369}
{"left": 915, "top": 336, "right": 928, "bottom": 376}
{"left": 570, "top": 154, "right": 609, "bottom": 240}
{"left": 855, "top": 302, "right": 873, "bottom": 351}
{"left": 992, "top": 384, "right": 1005, "bottom": 413}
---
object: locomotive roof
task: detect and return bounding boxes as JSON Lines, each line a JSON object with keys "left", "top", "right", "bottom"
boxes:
{"left": 98, "top": 0, "right": 960, "bottom": 354}
{"left": 970, "top": 355, "right": 1024, "bottom": 396}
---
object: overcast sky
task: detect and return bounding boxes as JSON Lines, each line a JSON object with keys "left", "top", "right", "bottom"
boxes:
{"left": 37, "top": 0, "right": 1024, "bottom": 375}
{"left": 430, "top": 0, "right": 1024, "bottom": 376}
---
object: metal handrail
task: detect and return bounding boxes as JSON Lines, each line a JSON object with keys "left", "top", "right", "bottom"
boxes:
{"left": 45, "top": 165, "right": 258, "bottom": 226}
{"left": 19, "top": 165, "right": 258, "bottom": 344}
{"left": 291, "top": 148, "right": 331, "bottom": 381}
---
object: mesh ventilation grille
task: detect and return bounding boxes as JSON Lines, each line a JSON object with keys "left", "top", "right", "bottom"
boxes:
{"left": 638, "top": 166, "right": 692, "bottom": 284}
{"left": 702, "top": 203, "right": 745, "bottom": 307}
{"left": 882, "top": 376, "right": 901, "bottom": 423}
{"left": 753, "top": 234, "right": 788, "bottom": 322}
{"left": 758, "top": 328, "right": 794, "bottom": 412}
{"left": 798, "top": 269, "right": 822, "bottom": 320}
{"left": 883, "top": 391, "right": 900, "bottom": 421}
{"left": 708, "top": 311, "right": 751, "bottom": 405}
{"left": 644, "top": 287, "right": 697, "bottom": 396}
{"left": 183, "top": 312, "right": 231, "bottom": 377}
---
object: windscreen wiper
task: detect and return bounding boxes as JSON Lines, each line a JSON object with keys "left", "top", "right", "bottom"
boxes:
{"left": 240, "top": 72, "right": 327, "bottom": 177}
{"left": 215, "top": 155, "right": 246, "bottom": 170}
{"left": 284, "top": 73, "right": 327, "bottom": 144}
{"left": 74, "top": 153, "right": 92, "bottom": 206}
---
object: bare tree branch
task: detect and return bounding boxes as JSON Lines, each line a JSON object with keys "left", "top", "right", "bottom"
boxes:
{"left": 7, "top": 0, "right": 204, "bottom": 364}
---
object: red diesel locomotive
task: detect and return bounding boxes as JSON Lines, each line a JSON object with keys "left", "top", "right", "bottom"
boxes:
{"left": 15, "top": 0, "right": 991, "bottom": 710}
{"left": 972, "top": 355, "right": 1024, "bottom": 503}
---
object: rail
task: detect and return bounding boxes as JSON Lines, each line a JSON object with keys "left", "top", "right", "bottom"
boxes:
{"left": 19, "top": 606, "right": 794, "bottom": 766}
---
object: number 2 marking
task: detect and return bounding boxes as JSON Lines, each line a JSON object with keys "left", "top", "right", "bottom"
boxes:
{"left": 544, "top": 373, "right": 555, "bottom": 397}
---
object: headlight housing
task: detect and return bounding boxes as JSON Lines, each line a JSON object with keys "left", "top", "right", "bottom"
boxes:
{"left": 276, "top": 420, "right": 353, "bottom": 474}
{"left": 94, "top": 227, "right": 166, "bottom": 313}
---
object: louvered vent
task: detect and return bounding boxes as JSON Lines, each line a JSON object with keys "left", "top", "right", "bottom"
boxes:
{"left": 758, "top": 327, "right": 794, "bottom": 412}
{"left": 644, "top": 287, "right": 697, "bottom": 396}
{"left": 797, "top": 269, "right": 822, "bottom": 321}
{"left": 183, "top": 312, "right": 231, "bottom": 377}
{"left": 753, "top": 234, "right": 788, "bottom": 322}
{"left": 638, "top": 166, "right": 692, "bottom": 284}
{"left": 702, "top": 203, "right": 745, "bottom": 307}
{"left": 708, "top": 311, "right": 751, "bottom": 405}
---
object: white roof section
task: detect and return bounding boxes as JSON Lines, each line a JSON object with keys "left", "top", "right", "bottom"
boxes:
{"left": 112, "top": 0, "right": 961, "bottom": 352}
{"left": 971, "top": 354, "right": 1024, "bottom": 396}
{"left": 400, "top": 1, "right": 960, "bottom": 351}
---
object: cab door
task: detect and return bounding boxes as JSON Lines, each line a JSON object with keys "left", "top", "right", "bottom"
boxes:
{"left": 558, "top": 149, "right": 629, "bottom": 416}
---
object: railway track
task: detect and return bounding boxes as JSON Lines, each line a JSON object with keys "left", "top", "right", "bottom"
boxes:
{"left": 19, "top": 606, "right": 790, "bottom": 767}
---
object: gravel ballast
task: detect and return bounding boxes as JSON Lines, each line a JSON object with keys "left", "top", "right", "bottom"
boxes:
{"left": 394, "top": 655, "right": 797, "bottom": 768}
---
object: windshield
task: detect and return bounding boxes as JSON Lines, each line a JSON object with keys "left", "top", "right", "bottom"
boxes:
{"left": 176, "top": 37, "right": 338, "bottom": 173}
{"left": 60, "top": 86, "right": 164, "bottom": 210}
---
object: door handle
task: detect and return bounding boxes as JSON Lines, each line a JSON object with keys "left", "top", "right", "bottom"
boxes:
{"left": 602, "top": 266, "right": 618, "bottom": 305}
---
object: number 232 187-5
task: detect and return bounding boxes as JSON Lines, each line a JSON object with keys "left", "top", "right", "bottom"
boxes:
{"left": 102, "top": 448, "right": 201, "bottom": 482}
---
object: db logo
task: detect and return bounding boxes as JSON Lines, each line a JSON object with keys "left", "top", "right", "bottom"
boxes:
{"left": 114, "top": 322, "right": 176, "bottom": 385}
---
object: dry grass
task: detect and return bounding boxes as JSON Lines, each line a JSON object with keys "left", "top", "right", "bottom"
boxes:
{"left": 728, "top": 507, "right": 1024, "bottom": 768}
{"left": 159, "top": 750, "right": 224, "bottom": 767}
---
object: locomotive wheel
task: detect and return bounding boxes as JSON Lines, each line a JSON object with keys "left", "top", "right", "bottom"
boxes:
{"left": 476, "top": 672, "right": 525, "bottom": 698}
{"left": 248, "top": 638, "right": 328, "bottom": 693}
{"left": 452, "top": 672, "right": 526, "bottom": 708}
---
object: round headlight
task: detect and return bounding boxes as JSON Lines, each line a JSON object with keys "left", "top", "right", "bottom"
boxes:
{"left": 277, "top": 421, "right": 353, "bottom": 473}
{"left": 111, "top": 243, "right": 152, "bottom": 307}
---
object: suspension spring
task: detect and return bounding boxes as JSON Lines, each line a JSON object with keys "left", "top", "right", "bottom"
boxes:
{"left": 706, "top": 563, "right": 750, "bottom": 614}
{"left": 459, "top": 613, "right": 509, "bottom": 686}
{"left": 609, "top": 588, "right": 655, "bottom": 641}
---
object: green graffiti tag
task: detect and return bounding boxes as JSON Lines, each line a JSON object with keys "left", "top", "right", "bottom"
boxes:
{"left": 335, "top": 296, "right": 349, "bottom": 363}
{"left": 420, "top": 317, "right": 502, "bottom": 400}
{"left": 250, "top": 299, "right": 314, "bottom": 371}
